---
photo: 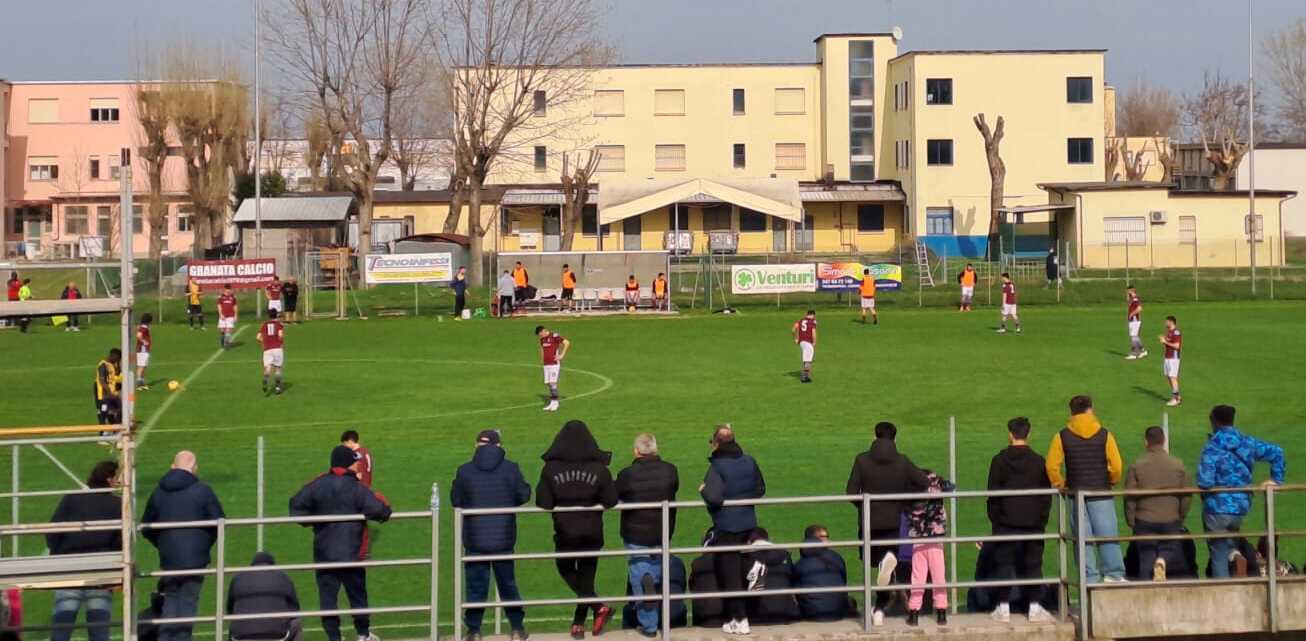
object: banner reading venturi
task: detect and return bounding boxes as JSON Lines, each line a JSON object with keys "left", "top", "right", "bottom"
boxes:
{"left": 364, "top": 252, "right": 453, "bottom": 285}
{"left": 817, "top": 262, "right": 904, "bottom": 291}
{"left": 731, "top": 264, "right": 817, "bottom": 294}
{"left": 186, "top": 258, "right": 277, "bottom": 290}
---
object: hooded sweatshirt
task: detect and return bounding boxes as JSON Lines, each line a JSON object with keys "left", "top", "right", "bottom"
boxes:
{"left": 1197, "top": 425, "right": 1286, "bottom": 516}
{"left": 227, "top": 552, "right": 300, "bottom": 640}
{"left": 536, "top": 420, "right": 618, "bottom": 550}
{"left": 1045, "top": 414, "right": 1123, "bottom": 497}
{"left": 845, "top": 438, "right": 929, "bottom": 531}
{"left": 700, "top": 441, "right": 766, "bottom": 534}
{"left": 986, "top": 445, "right": 1053, "bottom": 530}
{"left": 451, "top": 445, "right": 532, "bottom": 554}
{"left": 141, "top": 469, "right": 225, "bottom": 570}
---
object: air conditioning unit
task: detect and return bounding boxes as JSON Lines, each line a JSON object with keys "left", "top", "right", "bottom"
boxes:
{"left": 1149, "top": 211, "right": 1168, "bottom": 225}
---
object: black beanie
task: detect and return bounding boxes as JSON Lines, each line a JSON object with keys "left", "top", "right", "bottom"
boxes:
{"left": 331, "top": 445, "right": 359, "bottom": 469}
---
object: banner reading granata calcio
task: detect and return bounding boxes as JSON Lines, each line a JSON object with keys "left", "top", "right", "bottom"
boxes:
{"left": 186, "top": 258, "right": 278, "bottom": 290}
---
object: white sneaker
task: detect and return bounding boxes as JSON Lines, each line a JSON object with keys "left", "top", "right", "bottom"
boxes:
{"left": 1165, "top": 398, "right": 1181, "bottom": 407}
{"left": 996, "top": 328, "right": 1007, "bottom": 334}
{"left": 358, "top": 634, "right": 380, "bottom": 641}
{"left": 991, "top": 603, "right": 1011, "bottom": 623}
{"left": 871, "top": 609, "right": 885, "bottom": 627}
{"left": 877, "top": 552, "right": 897, "bottom": 586}
{"left": 1138, "top": 349, "right": 1148, "bottom": 359}
{"left": 721, "top": 620, "right": 736, "bottom": 635}
{"left": 1125, "top": 353, "right": 1138, "bottom": 360}
{"left": 1103, "top": 575, "right": 1128, "bottom": 583}
{"left": 543, "top": 400, "right": 559, "bottom": 412}
{"left": 1027, "top": 603, "right": 1053, "bottom": 623}
{"left": 734, "top": 619, "right": 750, "bottom": 635}
{"left": 1153, "top": 557, "right": 1167, "bottom": 582}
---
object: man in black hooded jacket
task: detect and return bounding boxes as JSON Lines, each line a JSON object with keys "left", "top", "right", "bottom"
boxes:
{"left": 537, "top": 420, "right": 619, "bottom": 639}
{"left": 616, "top": 432, "right": 679, "bottom": 637}
{"left": 290, "top": 445, "right": 392, "bottom": 641}
{"left": 985, "top": 417, "right": 1054, "bottom": 623}
{"left": 49, "top": 461, "right": 121, "bottom": 641}
{"left": 227, "top": 552, "right": 301, "bottom": 641}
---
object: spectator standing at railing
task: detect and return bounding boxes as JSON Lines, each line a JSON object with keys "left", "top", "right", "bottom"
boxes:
{"left": 141, "top": 451, "right": 226, "bottom": 641}
{"left": 845, "top": 421, "right": 929, "bottom": 627}
{"left": 451, "top": 430, "right": 532, "bottom": 641}
{"left": 615, "top": 433, "right": 680, "bottom": 638}
{"left": 1124, "top": 426, "right": 1191, "bottom": 582}
{"left": 227, "top": 552, "right": 301, "bottom": 641}
{"left": 985, "top": 417, "right": 1054, "bottom": 623}
{"left": 289, "top": 445, "right": 393, "bottom": 641}
{"left": 905, "top": 470, "right": 954, "bottom": 627}
{"left": 48, "top": 461, "right": 121, "bottom": 641}
{"left": 1197, "top": 405, "right": 1286, "bottom": 579}
{"left": 536, "top": 420, "right": 620, "bottom": 639}
{"left": 699, "top": 424, "right": 766, "bottom": 636}
{"left": 1045, "top": 395, "right": 1126, "bottom": 583}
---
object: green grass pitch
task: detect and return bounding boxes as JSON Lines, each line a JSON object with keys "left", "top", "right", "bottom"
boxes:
{"left": 2, "top": 300, "right": 1303, "bottom": 637}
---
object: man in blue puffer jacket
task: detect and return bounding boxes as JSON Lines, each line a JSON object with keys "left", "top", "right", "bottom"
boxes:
{"left": 700, "top": 424, "right": 766, "bottom": 636}
{"left": 1197, "top": 405, "right": 1285, "bottom": 578}
{"left": 451, "top": 430, "right": 532, "bottom": 641}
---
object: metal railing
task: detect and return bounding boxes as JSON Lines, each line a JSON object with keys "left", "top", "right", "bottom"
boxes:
{"left": 453, "top": 489, "right": 1066, "bottom": 641}
{"left": 134, "top": 483, "right": 441, "bottom": 641}
{"left": 1073, "top": 483, "right": 1306, "bottom": 640}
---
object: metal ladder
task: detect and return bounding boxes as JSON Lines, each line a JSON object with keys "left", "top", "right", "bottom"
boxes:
{"left": 915, "top": 240, "right": 935, "bottom": 288}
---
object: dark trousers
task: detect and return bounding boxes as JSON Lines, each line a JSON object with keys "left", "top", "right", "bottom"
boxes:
{"left": 1133, "top": 519, "right": 1183, "bottom": 580}
{"left": 159, "top": 576, "right": 204, "bottom": 641}
{"left": 68, "top": 315, "right": 79, "bottom": 328}
{"left": 315, "top": 568, "right": 369, "bottom": 641}
{"left": 991, "top": 526, "right": 1046, "bottom": 606}
{"left": 465, "top": 560, "right": 525, "bottom": 633}
{"left": 453, "top": 294, "right": 466, "bottom": 317}
{"left": 713, "top": 530, "right": 751, "bottom": 621}
{"left": 555, "top": 556, "right": 600, "bottom": 625}
{"left": 866, "top": 527, "right": 899, "bottom": 611}
{"left": 498, "top": 296, "right": 513, "bottom": 318}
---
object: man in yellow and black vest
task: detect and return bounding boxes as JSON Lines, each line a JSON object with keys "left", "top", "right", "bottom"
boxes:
{"left": 94, "top": 348, "right": 123, "bottom": 425}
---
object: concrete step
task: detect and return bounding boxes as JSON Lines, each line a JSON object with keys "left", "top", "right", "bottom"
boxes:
{"left": 496, "top": 615, "right": 1073, "bottom": 641}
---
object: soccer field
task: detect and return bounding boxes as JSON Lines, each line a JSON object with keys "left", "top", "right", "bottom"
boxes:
{"left": 3, "top": 301, "right": 1304, "bottom": 636}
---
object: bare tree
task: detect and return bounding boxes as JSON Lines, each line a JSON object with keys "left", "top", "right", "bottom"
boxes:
{"left": 134, "top": 85, "right": 171, "bottom": 258}
{"left": 434, "top": 0, "right": 612, "bottom": 285}
{"left": 973, "top": 113, "right": 1005, "bottom": 253}
{"left": 303, "top": 112, "right": 341, "bottom": 191}
{"left": 1183, "top": 72, "right": 1254, "bottom": 190}
{"left": 559, "top": 150, "right": 599, "bottom": 251}
{"left": 1262, "top": 18, "right": 1306, "bottom": 141}
{"left": 391, "top": 80, "right": 444, "bottom": 190}
{"left": 263, "top": 0, "right": 429, "bottom": 273}
{"left": 1116, "top": 80, "right": 1181, "bottom": 138}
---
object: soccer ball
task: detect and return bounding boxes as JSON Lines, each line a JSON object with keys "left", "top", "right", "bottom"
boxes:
{"left": 627, "top": 305, "right": 636, "bottom": 313}
{"left": 167, "top": 380, "right": 181, "bottom": 391}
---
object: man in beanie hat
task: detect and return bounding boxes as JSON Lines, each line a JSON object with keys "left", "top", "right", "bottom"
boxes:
{"left": 290, "top": 445, "right": 392, "bottom": 641}
{"left": 452, "top": 430, "right": 532, "bottom": 641}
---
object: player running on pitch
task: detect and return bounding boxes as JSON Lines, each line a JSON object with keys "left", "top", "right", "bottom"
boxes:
{"left": 1125, "top": 285, "right": 1148, "bottom": 360}
{"left": 859, "top": 269, "right": 878, "bottom": 325}
{"left": 256, "top": 309, "right": 286, "bottom": 395}
{"left": 997, "top": 273, "right": 1022, "bottom": 334}
{"left": 217, "top": 284, "right": 238, "bottom": 349}
{"left": 1159, "top": 315, "right": 1182, "bottom": 406}
{"left": 537, "top": 324, "right": 570, "bottom": 412}
{"left": 957, "top": 263, "right": 977, "bottom": 312}
{"left": 793, "top": 309, "right": 817, "bottom": 383}
{"left": 135, "top": 313, "right": 153, "bottom": 390}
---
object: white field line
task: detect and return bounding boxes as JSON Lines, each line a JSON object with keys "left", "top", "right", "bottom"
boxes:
{"left": 136, "top": 326, "right": 246, "bottom": 446}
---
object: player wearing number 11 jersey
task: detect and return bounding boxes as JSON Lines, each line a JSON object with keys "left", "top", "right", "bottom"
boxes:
{"left": 257, "top": 309, "right": 286, "bottom": 395}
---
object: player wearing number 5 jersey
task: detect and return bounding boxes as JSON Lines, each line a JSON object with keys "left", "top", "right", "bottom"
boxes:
{"left": 257, "top": 309, "right": 286, "bottom": 396}
{"left": 1125, "top": 286, "right": 1148, "bottom": 360}
{"left": 537, "top": 325, "right": 570, "bottom": 412}
{"left": 793, "top": 310, "right": 817, "bottom": 383}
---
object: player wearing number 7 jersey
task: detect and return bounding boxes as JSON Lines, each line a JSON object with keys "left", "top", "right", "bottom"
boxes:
{"left": 793, "top": 310, "right": 817, "bottom": 383}
{"left": 256, "top": 309, "right": 286, "bottom": 396}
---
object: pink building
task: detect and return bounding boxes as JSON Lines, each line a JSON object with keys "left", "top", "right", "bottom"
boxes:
{"left": 2, "top": 80, "right": 196, "bottom": 259}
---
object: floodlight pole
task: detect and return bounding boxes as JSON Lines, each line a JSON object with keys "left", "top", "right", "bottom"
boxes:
{"left": 254, "top": 0, "right": 265, "bottom": 317}
{"left": 119, "top": 148, "right": 135, "bottom": 428}
{"left": 1247, "top": 0, "right": 1257, "bottom": 295}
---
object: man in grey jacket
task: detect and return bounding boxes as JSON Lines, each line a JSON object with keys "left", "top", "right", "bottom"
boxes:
{"left": 497, "top": 271, "right": 516, "bottom": 318}
{"left": 1124, "top": 426, "right": 1191, "bottom": 581}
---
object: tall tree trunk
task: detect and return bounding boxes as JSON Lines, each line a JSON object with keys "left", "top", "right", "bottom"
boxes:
{"left": 443, "top": 185, "right": 466, "bottom": 234}
{"left": 147, "top": 164, "right": 167, "bottom": 258}
{"left": 208, "top": 205, "right": 225, "bottom": 249}
{"left": 559, "top": 200, "right": 578, "bottom": 251}
{"left": 468, "top": 173, "right": 485, "bottom": 287}
{"left": 974, "top": 114, "right": 1006, "bottom": 259}
{"left": 357, "top": 188, "right": 375, "bottom": 286}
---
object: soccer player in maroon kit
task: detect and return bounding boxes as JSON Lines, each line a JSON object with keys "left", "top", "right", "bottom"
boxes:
{"left": 217, "top": 284, "right": 239, "bottom": 349}
{"left": 997, "top": 273, "right": 1022, "bottom": 334}
{"left": 793, "top": 309, "right": 817, "bottom": 383}
{"left": 536, "top": 325, "right": 570, "bottom": 412}
{"left": 135, "top": 313, "right": 153, "bottom": 390}
{"left": 341, "top": 429, "right": 376, "bottom": 558}
{"left": 266, "top": 275, "right": 283, "bottom": 315}
{"left": 1159, "top": 316, "right": 1183, "bottom": 406}
{"left": 256, "top": 309, "right": 286, "bottom": 395}
{"left": 1125, "top": 285, "right": 1148, "bottom": 360}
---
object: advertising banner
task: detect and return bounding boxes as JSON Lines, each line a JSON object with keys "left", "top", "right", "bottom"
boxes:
{"left": 817, "top": 262, "right": 904, "bottom": 291}
{"left": 364, "top": 253, "right": 454, "bottom": 285}
{"left": 731, "top": 264, "right": 817, "bottom": 294}
{"left": 186, "top": 258, "right": 278, "bottom": 290}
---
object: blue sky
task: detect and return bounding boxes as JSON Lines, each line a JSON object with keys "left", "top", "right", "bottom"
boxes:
{"left": 0, "top": 0, "right": 1301, "bottom": 95}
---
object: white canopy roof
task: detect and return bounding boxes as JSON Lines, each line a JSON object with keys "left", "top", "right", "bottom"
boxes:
{"left": 596, "top": 177, "right": 802, "bottom": 225}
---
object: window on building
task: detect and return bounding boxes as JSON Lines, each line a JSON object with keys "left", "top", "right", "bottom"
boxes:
{"left": 92, "top": 206, "right": 111, "bottom": 236}
{"left": 857, "top": 204, "right": 885, "bottom": 232}
{"left": 668, "top": 206, "right": 689, "bottom": 230}
{"left": 739, "top": 208, "right": 767, "bottom": 232}
{"left": 593, "top": 90, "right": 624, "bottom": 116}
{"left": 1248, "top": 214, "right": 1265, "bottom": 242}
{"left": 64, "top": 206, "right": 90, "bottom": 235}
{"left": 849, "top": 40, "right": 875, "bottom": 100}
{"left": 28, "top": 157, "right": 59, "bottom": 181}
{"left": 28, "top": 98, "right": 58, "bottom": 123}
{"left": 903, "top": 80, "right": 910, "bottom": 108}
{"left": 533, "top": 146, "right": 547, "bottom": 172}
{"left": 1178, "top": 215, "right": 1196, "bottom": 245}
{"left": 1103, "top": 216, "right": 1146, "bottom": 246}
{"left": 131, "top": 205, "right": 145, "bottom": 235}
{"left": 655, "top": 144, "right": 686, "bottom": 171}
{"left": 925, "top": 78, "right": 952, "bottom": 105}
{"left": 109, "top": 156, "right": 121, "bottom": 180}
{"left": 1066, "top": 77, "right": 1093, "bottom": 103}
{"left": 774, "top": 88, "right": 805, "bottom": 114}
{"left": 581, "top": 205, "right": 609, "bottom": 236}
{"left": 90, "top": 157, "right": 101, "bottom": 180}
{"left": 654, "top": 89, "right": 685, "bottom": 115}
{"left": 702, "top": 204, "right": 732, "bottom": 231}
{"left": 926, "top": 207, "right": 955, "bottom": 235}
{"left": 775, "top": 143, "right": 805, "bottom": 170}
{"left": 732, "top": 143, "right": 746, "bottom": 169}
{"left": 1067, "top": 137, "right": 1094, "bottom": 164}
{"left": 595, "top": 145, "right": 625, "bottom": 172}
{"left": 894, "top": 83, "right": 900, "bottom": 111}
{"left": 90, "top": 98, "right": 121, "bottom": 122}
{"left": 733, "top": 88, "right": 745, "bottom": 115}
{"left": 926, "top": 139, "right": 953, "bottom": 166}
{"left": 177, "top": 206, "right": 194, "bottom": 232}
{"left": 533, "top": 90, "right": 547, "bottom": 116}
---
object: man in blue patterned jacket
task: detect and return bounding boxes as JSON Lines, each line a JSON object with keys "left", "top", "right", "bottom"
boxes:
{"left": 1197, "top": 405, "right": 1286, "bottom": 578}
